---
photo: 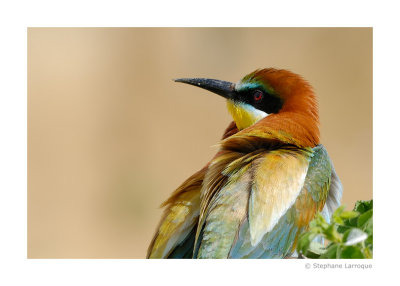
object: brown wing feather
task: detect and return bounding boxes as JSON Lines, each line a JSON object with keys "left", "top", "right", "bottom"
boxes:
{"left": 147, "top": 168, "right": 204, "bottom": 258}
{"left": 147, "top": 122, "right": 239, "bottom": 258}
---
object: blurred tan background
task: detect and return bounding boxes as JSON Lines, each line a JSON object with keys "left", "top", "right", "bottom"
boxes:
{"left": 28, "top": 28, "right": 372, "bottom": 258}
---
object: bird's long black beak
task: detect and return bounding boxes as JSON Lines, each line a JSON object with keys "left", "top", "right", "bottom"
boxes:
{"left": 174, "top": 78, "right": 236, "bottom": 100}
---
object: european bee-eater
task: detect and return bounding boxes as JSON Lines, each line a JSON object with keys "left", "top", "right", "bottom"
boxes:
{"left": 147, "top": 68, "right": 342, "bottom": 259}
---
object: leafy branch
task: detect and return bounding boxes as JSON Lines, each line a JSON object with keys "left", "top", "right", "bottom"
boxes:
{"left": 297, "top": 200, "right": 373, "bottom": 259}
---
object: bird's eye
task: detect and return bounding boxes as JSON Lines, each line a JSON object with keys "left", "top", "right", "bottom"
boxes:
{"left": 253, "top": 90, "right": 264, "bottom": 101}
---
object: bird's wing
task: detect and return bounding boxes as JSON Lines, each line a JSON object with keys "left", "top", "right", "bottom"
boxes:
{"left": 147, "top": 121, "right": 239, "bottom": 258}
{"left": 194, "top": 145, "right": 333, "bottom": 258}
{"left": 321, "top": 157, "right": 343, "bottom": 223}
{"left": 147, "top": 167, "right": 204, "bottom": 258}
{"left": 231, "top": 145, "right": 333, "bottom": 258}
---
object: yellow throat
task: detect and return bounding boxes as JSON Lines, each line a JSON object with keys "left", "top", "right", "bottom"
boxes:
{"left": 226, "top": 100, "right": 269, "bottom": 130}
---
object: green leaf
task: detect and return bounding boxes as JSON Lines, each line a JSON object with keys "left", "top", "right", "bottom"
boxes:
{"left": 333, "top": 205, "right": 345, "bottom": 219}
{"left": 337, "top": 224, "right": 351, "bottom": 234}
{"left": 363, "top": 244, "right": 373, "bottom": 259}
{"left": 343, "top": 228, "right": 368, "bottom": 246}
{"left": 324, "top": 224, "right": 341, "bottom": 243}
{"left": 312, "top": 213, "right": 329, "bottom": 229}
{"left": 340, "top": 246, "right": 365, "bottom": 258}
{"left": 353, "top": 200, "right": 373, "bottom": 213}
{"left": 366, "top": 234, "right": 373, "bottom": 246}
{"left": 320, "top": 244, "right": 339, "bottom": 259}
{"left": 333, "top": 215, "right": 344, "bottom": 225}
{"left": 308, "top": 241, "right": 326, "bottom": 255}
{"left": 344, "top": 200, "right": 372, "bottom": 228}
{"left": 303, "top": 240, "right": 326, "bottom": 259}
{"left": 297, "top": 232, "right": 318, "bottom": 254}
{"left": 340, "top": 211, "right": 359, "bottom": 220}
{"left": 363, "top": 219, "right": 373, "bottom": 236}
{"left": 345, "top": 216, "right": 359, "bottom": 228}
{"left": 332, "top": 206, "right": 358, "bottom": 225}
{"left": 358, "top": 209, "right": 373, "bottom": 228}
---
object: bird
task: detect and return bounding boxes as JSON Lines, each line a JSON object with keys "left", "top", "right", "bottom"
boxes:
{"left": 147, "top": 68, "right": 342, "bottom": 259}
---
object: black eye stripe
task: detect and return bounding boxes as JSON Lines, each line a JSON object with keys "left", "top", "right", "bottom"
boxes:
{"left": 236, "top": 89, "right": 283, "bottom": 114}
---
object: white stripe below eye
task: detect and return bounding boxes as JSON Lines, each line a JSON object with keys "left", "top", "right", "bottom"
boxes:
{"left": 239, "top": 102, "right": 269, "bottom": 121}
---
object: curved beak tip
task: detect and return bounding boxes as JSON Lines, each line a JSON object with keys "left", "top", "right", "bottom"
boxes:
{"left": 174, "top": 78, "right": 197, "bottom": 84}
{"left": 173, "top": 77, "right": 235, "bottom": 100}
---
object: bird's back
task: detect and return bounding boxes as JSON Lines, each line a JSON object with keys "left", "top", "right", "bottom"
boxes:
{"left": 147, "top": 126, "right": 342, "bottom": 258}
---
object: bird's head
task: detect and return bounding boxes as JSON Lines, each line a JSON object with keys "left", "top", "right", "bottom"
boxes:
{"left": 175, "top": 68, "right": 319, "bottom": 146}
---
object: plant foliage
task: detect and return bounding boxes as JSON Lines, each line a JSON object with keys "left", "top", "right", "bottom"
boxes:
{"left": 297, "top": 200, "right": 373, "bottom": 259}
